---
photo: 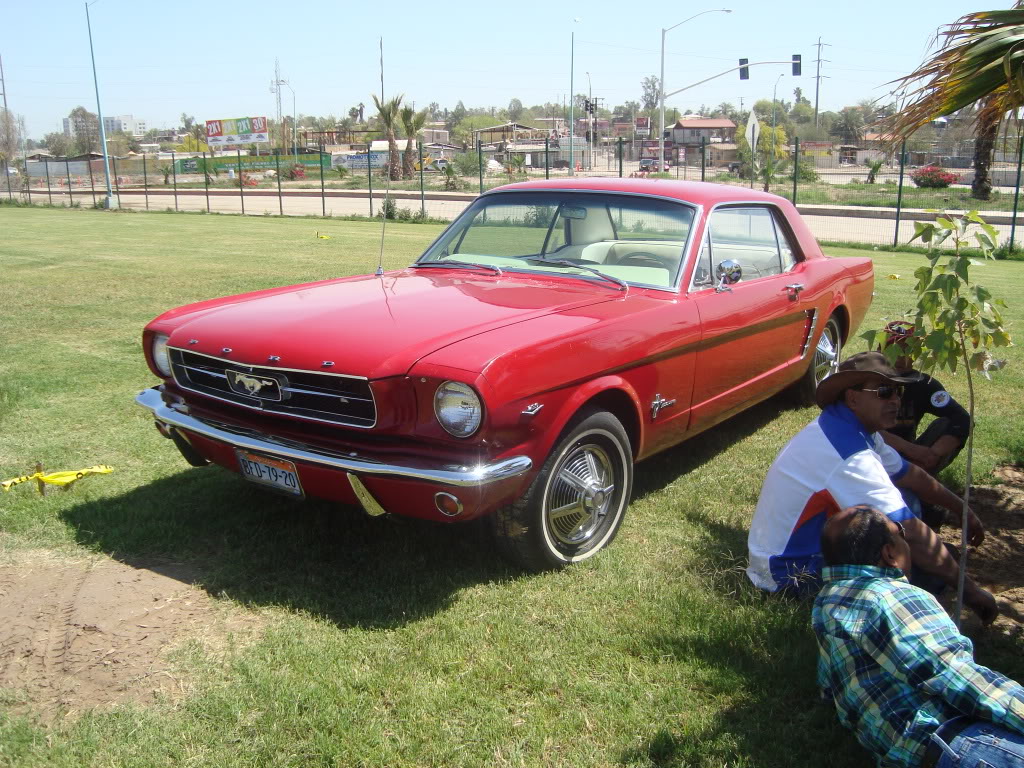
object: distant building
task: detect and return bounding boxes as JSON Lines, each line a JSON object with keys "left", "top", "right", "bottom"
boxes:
{"left": 669, "top": 118, "right": 737, "bottom": 147}
{"left": 103, "top": 115, "right": 147, "bottom": 136}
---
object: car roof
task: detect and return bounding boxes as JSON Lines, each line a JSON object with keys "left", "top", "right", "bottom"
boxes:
{"left": 488, "top": 177, "right": 789, "bottom": 207}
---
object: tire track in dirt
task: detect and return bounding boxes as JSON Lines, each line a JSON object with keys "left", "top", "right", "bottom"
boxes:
{"left": 0, "top": 556, "right": 260, "bottom": 719}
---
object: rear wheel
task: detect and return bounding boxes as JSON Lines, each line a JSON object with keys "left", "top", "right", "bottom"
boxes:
{"left": 492, "top": 410, "right": 633, "bottom": 571}
{"left": 792, "top": 314, "right": 842, "bottom": 406}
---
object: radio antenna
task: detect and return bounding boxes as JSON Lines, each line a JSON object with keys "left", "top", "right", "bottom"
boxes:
{"left": 376, "top": 37, "right": 387, "bottom": 277}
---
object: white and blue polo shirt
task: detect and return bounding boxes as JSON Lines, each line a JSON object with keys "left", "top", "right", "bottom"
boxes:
{"left": 746, "top": 403, "right": 914, "bottom": 592}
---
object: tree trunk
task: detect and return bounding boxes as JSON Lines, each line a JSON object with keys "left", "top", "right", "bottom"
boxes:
{"left": 403, "top": 138, "right": 414, "bottom": 180}
{"left": 971, "top": 110, "right": 999, "bottom": 201}
{"left": 387, "top": 132, "right": 400, "bottom": 181}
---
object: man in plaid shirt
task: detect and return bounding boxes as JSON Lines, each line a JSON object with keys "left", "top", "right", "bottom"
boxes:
{"left": 813, "top": 505, "right": 1024, "bottom": 768}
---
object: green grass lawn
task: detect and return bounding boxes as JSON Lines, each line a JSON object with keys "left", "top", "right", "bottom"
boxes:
{"left": 1, "top": 207, "right": 1022, "bottom": 767}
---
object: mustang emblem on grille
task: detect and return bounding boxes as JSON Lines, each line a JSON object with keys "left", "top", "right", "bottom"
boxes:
{"left": 227, "top": 371, "right": 285, "bottom": 401}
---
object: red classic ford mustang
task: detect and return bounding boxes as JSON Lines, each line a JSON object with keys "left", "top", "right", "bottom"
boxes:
{"left": 137, "top": 178, "right": 874, "bottom": 570}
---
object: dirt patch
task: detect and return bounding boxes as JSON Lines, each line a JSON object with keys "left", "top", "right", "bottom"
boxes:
{"left": 943, "top": 465, "right": 1024, "bottom": 633}
{"left": 0, "top": 555, "right": 259, "bottom": 720}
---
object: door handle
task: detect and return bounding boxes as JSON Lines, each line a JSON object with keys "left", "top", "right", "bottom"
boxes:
{"left": 784, "top": 283, "right": 805, "bottom": 301}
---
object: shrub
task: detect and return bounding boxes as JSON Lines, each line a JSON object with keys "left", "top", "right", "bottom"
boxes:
{"left": 790, "top": 164, "right": 820, "bottom": 182}
{"left": 910, "top": 164, "right": 958, "bottom": 188}
{"left": 284, "top": 164, "right": 306, "bottom": 181}
{"left": 452, "top": 152, "right": 481, "bottom": 177}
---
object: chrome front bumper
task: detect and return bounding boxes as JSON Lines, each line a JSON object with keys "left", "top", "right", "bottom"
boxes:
{"left": 135, "top": 387, "right": 533, "bottom": 488}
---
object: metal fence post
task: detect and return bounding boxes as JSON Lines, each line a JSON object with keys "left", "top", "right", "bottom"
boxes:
{"left": 701, "top": 137, "right": 706, "bottom": 182}
{"left": 477, "top": 139, "right": 483, "bottom": 195}
{"left": 893, "top": 140, "right": 907, "bottom": 248}
{"left": 792, "top": 136, "right": 799, "bottom": 204}
{"left": 111, "top": 156, "right": 120, "bottom": 201}
{"left": 172, "top": 151, "right": 180, "bottom": 212}
{"left": 545, "top": 137, "right": 550, "bottom": 180}
{"left": 320, "top": 145, "right": 326, "bottom": 217}
{"left": 618, "top": 137, "right": 623, "bottom": 178}
{"left": 3, "top": 159, "right": 11, "bottom": 200}
{"left": 25, "top": 157, "right": 31, "bottom": 205}
{"left": 236, "top": 149, "right": 244, "bottom": 215}
{"left": 367, "top": 150, "right": 373, "bottom": 217}
{"left": 44, "top": 160, "right": 52, "bottom": 205}
{"left": 202, "top": 152, "right": 210, "bottom": 213}
{"left": 418, "top": 141, "right": 425, "bottom": 218}
{"left": 1011, "top": 133, "right": 1024, "bottom": 250}
{"left": 142, "top": 154, "right": 149, "bottom": 210}
{"left": 275, "top": 152, "right": 282, "bottom": 216}
{"left": 86, "top": 159, "right": 94, "bottom": 206}
{"left": 65, "top": 158, "right": 74, "bottom": 207}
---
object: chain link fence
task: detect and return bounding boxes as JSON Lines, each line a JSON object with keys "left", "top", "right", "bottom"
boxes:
{"left": 5, "top": 137, "right": 1024, "bottom": 250}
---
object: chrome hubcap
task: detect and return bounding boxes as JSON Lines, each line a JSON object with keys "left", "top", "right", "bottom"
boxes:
{"left": 814, "top": 324, "right": 840, "bottom": 384}
{"left": 546, "top": 443, "right": 616, "bottom": 546}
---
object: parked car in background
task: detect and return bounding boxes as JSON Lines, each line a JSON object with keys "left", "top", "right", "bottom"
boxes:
{"left": 638, "top": 158, "right": 671, "bottom": 173}
{"left": 136, "top": 178, "right": 874, "bottom": 570}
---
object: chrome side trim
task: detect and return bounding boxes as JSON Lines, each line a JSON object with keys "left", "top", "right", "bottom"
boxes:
{"left": 136, "top": 388, "right": 532, "bottom": 488}
{"left": 347, "top": 473, "right": 389, "bottom": 516}
{"left": 799, "top": 308, "right": 819, "bottom": 360}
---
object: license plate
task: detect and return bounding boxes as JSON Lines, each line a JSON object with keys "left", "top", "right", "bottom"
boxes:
{"left": 235, "top": 450, "right": 303, "bottom": 496}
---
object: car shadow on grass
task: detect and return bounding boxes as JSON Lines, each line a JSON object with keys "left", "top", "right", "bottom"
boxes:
{"left": 60, "top": 467, "right": 517, "bottom": 630}
{"left": 620, "top": 515, "right": 867, "bottom": 767}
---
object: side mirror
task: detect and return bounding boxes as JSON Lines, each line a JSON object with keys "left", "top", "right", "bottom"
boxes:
{"left": 715, "top": 260, "right": 742, "bottom": 292}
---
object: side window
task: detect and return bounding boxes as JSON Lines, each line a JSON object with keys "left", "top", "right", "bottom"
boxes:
{"left": 690, "top": 228, "right": 713, "bottom": 289}
{"left": 708, "top": 207, "right": 783, "bottom": 280}
{"left": 775, "top": 215, "right": 798, "bottom": 271}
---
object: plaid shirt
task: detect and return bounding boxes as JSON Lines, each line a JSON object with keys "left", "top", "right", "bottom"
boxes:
{"left": 812, "top": 565, "right": 1024, "bottom": 768}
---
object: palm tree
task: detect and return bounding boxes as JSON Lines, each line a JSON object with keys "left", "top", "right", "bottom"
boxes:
{"left": 832, "top": 107, "right": 865, "bottom": 144}
{"left": 372, "top": 94, "right": 403, "bottom": 180}
{"left": 400, "top": 106, "right": 429, "bottom": 180}
{"left": 886, "top": 3, "right": 1024, "bottom": 200}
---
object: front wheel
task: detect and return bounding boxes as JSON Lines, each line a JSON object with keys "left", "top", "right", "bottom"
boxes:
{"left": 491, "top": 410, "right": 633, "bottom": 572}
{"left": 791, "top": 314, "right": 842, "bottom": 407}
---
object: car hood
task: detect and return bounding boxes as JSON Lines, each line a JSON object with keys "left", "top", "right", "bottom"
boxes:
{"left": 158, "top": 268, "right": 618, "bottom": 379}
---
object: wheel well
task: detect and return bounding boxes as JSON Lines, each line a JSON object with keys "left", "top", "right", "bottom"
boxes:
{"left": 831, "top": 305, "right": 849, "bottom": 346}
{"left": 577, "top": 389, "right": 641, "bottom": 459}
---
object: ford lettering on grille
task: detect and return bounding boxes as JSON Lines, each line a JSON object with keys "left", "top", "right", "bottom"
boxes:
{"left": 168, "top": 348, "right": 376, "bottom": 428}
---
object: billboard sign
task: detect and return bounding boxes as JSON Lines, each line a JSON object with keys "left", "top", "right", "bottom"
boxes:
{"left": 635, "top": 116, "right": 650, "bottom": 136}
{"left": 206, "top": 116, "right": 269, "bottom": 146}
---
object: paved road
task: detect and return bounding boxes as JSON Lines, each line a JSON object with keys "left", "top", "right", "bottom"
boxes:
{"left": 16, "top": 187, "right": 1024, "bottom": 249}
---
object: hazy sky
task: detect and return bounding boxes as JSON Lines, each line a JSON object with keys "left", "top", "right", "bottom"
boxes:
{"left": 2, "top": 0, "right": 989, "bottom": 139}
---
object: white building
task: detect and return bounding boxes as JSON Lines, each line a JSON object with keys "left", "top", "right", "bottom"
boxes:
{"left": 103, "top": 114, "right": 147, "bottom": 136}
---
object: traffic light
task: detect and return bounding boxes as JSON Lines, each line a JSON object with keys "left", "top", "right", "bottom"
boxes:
{"left": 792, "top": 54, "right": 802, "bottom": 76}
{"left": 739, "top": 58, "right": 749, "bottom": 80}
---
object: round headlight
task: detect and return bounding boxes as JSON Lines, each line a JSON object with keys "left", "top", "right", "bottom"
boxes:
{"left": 151, "top": 334, "right": 172, "bottom": 377}
{"left": 434, "top": 381, "right": 482, "bottom": 438}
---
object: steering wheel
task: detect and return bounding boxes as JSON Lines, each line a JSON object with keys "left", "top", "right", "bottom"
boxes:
{"left": 610, "top": 251, "right": 672, "bottom": 270}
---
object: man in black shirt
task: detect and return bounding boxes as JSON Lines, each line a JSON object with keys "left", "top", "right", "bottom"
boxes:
{"left": 879, "top": 322, "right": 972, "bottom": 528}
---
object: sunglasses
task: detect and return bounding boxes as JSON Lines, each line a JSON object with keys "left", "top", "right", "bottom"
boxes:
{"left": 893, "top": 520, "right": 906, "bottom": 540}
{"left": 856, "top": 384, "right": 904, "bottom": 400}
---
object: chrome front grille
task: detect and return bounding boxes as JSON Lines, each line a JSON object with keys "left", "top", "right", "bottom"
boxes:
{"left": 169, "top": 348, "right": 376, "bottom": 428}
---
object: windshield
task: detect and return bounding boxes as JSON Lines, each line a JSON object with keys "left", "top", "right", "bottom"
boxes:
{"left": 417, "top": 191, "right": 696, "bottom": 289}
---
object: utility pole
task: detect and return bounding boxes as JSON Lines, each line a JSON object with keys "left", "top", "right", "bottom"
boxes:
{"left": 270, "top": 59, "right": 285, "bottom": 151}
{"left": 813, "top": 37, "right": 831, "bottom": 128}
{"left": 0, "top": 53, "right": 8, "bottom": 112}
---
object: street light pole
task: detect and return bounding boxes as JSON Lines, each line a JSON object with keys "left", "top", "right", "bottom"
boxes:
{"left": 569, "top": 19, "right": 581, "bottom": 176}
{"left": 771, "top": 73, "right": 784, "bottom": 165}
{"left": 85, "top": 1, "right": 116, "bottom": 208}
{"left": 586, "top": 71, "right": 592, "bottom": 171}
{"left": 659, "top": 8, "right": 731, "bottom": 172}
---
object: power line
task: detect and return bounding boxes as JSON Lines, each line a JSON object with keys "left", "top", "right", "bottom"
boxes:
{"left": 814, "top": 37, "right": 832, "bottom": 128}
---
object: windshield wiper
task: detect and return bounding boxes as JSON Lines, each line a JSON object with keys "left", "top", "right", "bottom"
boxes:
{"left": 525, "top": 257, "right": 628, "bottom": 292}
{"left": 412, "top": 259, "right": 502, "bottom": 276}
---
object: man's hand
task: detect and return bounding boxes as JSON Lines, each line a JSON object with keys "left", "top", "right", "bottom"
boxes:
{"left": 947, "top": 507, "right": 985, "bottom": 547}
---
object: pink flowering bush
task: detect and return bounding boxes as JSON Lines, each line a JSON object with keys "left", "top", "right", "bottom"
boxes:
{"left": 910, "top": 165, "right": 958, "bottom": 188}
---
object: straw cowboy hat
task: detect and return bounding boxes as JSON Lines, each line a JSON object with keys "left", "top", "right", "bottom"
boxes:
{"left": 815, "top": 351, "right": 917, "bottom": 409}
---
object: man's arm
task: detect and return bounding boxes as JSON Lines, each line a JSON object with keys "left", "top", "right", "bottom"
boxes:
{"left": 896, "top": 463, "right": 984, "bottom": 546}
{"left": 900, "top": 516, "right": 995, "bottom": 622}
{"left": 881, "top": 430, "right": 935, "bottom": 468}
{"left": 873, "top": 586, "right": 1024, "bottom": 732}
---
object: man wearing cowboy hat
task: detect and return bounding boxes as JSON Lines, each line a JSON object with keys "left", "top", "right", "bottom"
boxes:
{"left": 746, "top": 351, "right": 996, "bottom": 622}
